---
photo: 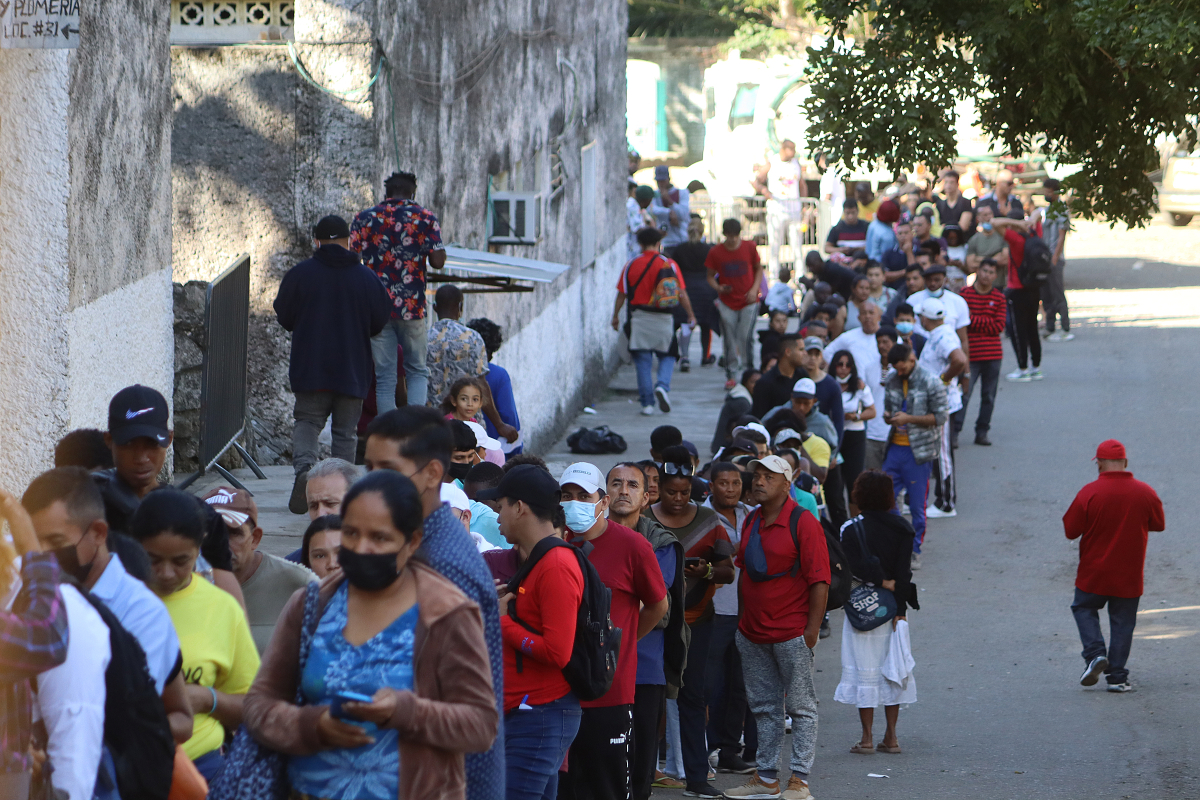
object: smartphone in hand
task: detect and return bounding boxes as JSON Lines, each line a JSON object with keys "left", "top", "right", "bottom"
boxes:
{"left": 330, "top": 690, "right": 375, "bottom": 720}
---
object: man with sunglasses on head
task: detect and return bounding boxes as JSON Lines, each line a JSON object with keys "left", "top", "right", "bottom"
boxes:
{"left": 647, "top": 447, "right": 735, "bottom": 797}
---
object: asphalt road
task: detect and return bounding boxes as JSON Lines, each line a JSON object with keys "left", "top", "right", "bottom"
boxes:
{"left": 547, "top": 220, "right": 1200, "bottom": 799}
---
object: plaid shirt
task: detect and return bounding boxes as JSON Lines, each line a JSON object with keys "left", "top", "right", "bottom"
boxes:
{"left": 1, "top": 554, "right": 68, "bottom": 772}
{"left": 349, "top": 198, "right": 444, "bottom": 321}
{"left": 883, "top": 364, "right": 948, "bottom": 464}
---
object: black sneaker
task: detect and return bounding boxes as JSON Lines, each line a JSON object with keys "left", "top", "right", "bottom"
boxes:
{"left": 656, "top": 386, "right": 671, "bottom": 413}
{"left": 289, "top": 470, "right": 309, "bottom": 515}
{"left": 1079, "top": 656, "right": 1109, "bottom": 687}
{"left": 682, "top": 784, "right": 723, "bottom": 798}
{"left": 680, "top": 358, "right": 691, "bottom": 373}
{"left": 819, "top": 616, "right": 831, "bottom": 639}
{"left": 717, "top": 753, "right": 756, "bottom": 774}
{"left": 702, "top": 354, "right": 717, "bottom": 367}
{"left": 974, "top": 432, "right": 992, "bottom": 446}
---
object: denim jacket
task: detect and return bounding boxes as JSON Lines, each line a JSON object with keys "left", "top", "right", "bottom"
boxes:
{"left": 884, "top": 364, "right": 948, "bottom": 464}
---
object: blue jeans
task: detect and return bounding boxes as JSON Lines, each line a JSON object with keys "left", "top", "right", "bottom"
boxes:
{"left": 882, "top": 444, "right": 932, "bottom": 552}
{"left": 1072, "top": 588, "right": 1140, "bottom": 684}
{"left": 504, "top": 693, "right": 581, "bottom": 800}
{"left": 372, "top": 317, "right": 429, "bottom": 411}
{"left": 630, "top": 350, "right": 675, "bottom": 409}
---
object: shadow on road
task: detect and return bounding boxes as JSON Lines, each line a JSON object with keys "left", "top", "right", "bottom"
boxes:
{"left": 1068, "top": 257, "right": 1200, "bottom": 290}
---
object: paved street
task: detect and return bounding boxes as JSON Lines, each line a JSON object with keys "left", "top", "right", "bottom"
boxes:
{"left": 206, "top": 221, "right": 1200, "bottom": 799}
{"left": 545, "top": 220, "right": 1200, "bottom": 799}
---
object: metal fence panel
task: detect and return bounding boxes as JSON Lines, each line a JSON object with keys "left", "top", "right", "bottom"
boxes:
{"left": 199, "top": 254, "right": 251, "bottom": 469}
{"left": 689, "top": 197, "right": 823, "bottom": 267}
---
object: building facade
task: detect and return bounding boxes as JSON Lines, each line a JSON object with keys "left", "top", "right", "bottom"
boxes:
{"left": 172, "top": 0, "right": 629, "bottom": 463}
{"left": 0, "top": 0, "right": 174, "bottom": 490}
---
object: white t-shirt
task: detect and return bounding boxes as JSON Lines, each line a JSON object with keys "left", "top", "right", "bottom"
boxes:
{"left": 840, "top": 384, "right": 875, "bottom": 431}
{"left": 819, "top": 164, "right": 846, "bottom": 208}
{"left": 823, "top": 328, "right": 888, "bottom": 441}
{"left": 36, "top": 584, "right": 111, "bottom": 800}
{"left": 768, "top": 155, "right": 804, "bottom": 201}
{"left": 918, "top": 323, "right": 964, "bottom": 413}
{"left": 907, "top": 288, "right": 971, "bottom": 333}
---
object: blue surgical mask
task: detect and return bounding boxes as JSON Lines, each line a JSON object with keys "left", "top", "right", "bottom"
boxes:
{"left": 981, "top": 221, "right": 993, "bottom": 232}
{"left": 929, "top": 287, "right": 945, "bottom": 298}
{"left": 896, "top": 321, "right": 914, "bottom": 335}
{"left": 562, "top": 500, "right": 601, "bottom": 533}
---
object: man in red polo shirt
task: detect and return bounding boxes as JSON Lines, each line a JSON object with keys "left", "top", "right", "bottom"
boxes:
{"left": 706, "top": 218, "right": 764, "bottom": 389}
{"left": 1063, "top": 439, "right": 1165, "bottom": 693}
{"left": 726, "top": 456, "right": 829, "bottom": 800}
{"left": 559, "top": 462, "right": 668, "bottom": 800}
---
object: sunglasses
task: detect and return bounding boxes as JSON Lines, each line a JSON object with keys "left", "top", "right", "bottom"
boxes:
{"left": 658, "top": 461, "right": 694, "bottom": 477}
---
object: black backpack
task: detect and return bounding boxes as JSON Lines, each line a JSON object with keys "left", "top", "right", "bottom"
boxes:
{"left": 506, "top": 537, "right": 622, "bottom": 702}
{"left": 1018, "top": 233, "right": 1053, "bottom": 287}
{"left": 743, "top": 505, "right": 852, "bottom": 609}
{"left": 566, "top": 425, "right": 628, "bottom": 455}
{"left": 82, "top": 592, "right": 176, "bottom": 800}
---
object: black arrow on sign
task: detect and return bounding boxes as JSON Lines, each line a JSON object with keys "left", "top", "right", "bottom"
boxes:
{"left": 62, "top": 24, "right": 78, "bottom": 39}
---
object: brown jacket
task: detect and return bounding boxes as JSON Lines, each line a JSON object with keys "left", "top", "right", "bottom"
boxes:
{"left": 243, "top": 562, "right": 498, "bottom": 800}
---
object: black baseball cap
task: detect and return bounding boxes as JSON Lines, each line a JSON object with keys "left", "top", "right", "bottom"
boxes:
{"left": 108, "top": 385, "right": 170, "bottom": 446}
{"left": 313, "top": 215, "right": 351, "bottom": 240}
{"left": 922, "top": 264, "right": 947, "bottom": 276}
{"left": 476, "top": 464, "right": 561, "bottom": 509}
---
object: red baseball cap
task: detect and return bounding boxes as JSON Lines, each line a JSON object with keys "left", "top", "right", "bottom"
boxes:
{"left": 1094, "top": 439, "right": 1126, "bottom": 460}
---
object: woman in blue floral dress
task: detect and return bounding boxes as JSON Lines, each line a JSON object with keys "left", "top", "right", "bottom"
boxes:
{"left": 244, "top": 471, "right": 498, "bottom": 800}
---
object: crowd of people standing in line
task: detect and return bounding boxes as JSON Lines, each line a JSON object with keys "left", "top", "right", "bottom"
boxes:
{"left": 0, "top": 161, "right": 1167, "bottom": 800}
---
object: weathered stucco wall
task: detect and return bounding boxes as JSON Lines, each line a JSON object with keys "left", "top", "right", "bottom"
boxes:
{"left": 171, "top": 0, "right": 629, "bottom": 463}
{"left": 0, "top": 0, "right": 173, "bottom": 490}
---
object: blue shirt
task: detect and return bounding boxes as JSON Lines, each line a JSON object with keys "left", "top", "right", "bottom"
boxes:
{"left": 290, "top": 585, "right": 418, "bottom": 800}
{"left": 91, "top": 553, "right": 180, "bottom": 694}
{"left": 469, "top": 501, "right": 509, "bottom": 549}
{"left": 420, "top": 503, "right": 505, "bottom": 800}
{"left": 635, "top": 545, "right": 676, "bottom": 686}
{"left": 483, "top": 364, "right": 521, "bottom": 456}
{"left": 865, "top": 218, "right": 897, "bottom": 262}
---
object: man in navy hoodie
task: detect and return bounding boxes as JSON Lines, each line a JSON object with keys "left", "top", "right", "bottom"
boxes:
{"left": 274, "top": 215, "right": 390, "bottom": 513}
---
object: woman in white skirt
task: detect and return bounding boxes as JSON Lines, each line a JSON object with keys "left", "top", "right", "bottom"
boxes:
{"left": 835, "top": 470, "right": 918, "bottom": 754}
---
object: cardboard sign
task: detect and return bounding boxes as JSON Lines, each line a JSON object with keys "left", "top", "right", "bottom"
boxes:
{"left": 1, "top": 0, "right": 80, "bottom": 49}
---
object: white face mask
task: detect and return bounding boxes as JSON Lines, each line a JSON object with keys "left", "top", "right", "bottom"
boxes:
{"left": 836, "top": 373, "right": 851, "bottom": 384}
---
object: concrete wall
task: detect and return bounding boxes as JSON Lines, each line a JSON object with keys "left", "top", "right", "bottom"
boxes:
{"left": 171, "top": 0, "right": 629, "bottom": 462}
{"left": 0, "top": 0, "right": 173, "bottom": 490}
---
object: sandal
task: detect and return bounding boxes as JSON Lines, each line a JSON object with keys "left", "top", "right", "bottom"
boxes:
{"left": 850, "top": 743, "right": 875, "bottom": 755}
{"left": 878, "top": 743, "right": 902, "bottom": 754}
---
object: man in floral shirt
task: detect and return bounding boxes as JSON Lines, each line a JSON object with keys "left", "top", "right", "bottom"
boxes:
{"left": 426, "top": 284, "right": 490, "bottom": 406}
{"left": 350, "top": 171, "right": 446, "bottom": 410}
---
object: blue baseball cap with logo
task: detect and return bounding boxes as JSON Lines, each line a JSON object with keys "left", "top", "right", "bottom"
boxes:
{"left": 108, "top": 385, "right": 170, "bottom": 446}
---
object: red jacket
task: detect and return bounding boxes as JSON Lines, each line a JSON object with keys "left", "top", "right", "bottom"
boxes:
{"left": 1063, "top": 471, "right": 1165, "bottom": 597}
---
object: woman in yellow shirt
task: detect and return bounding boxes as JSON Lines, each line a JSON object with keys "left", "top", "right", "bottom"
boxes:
{"left": 129, "top": 488, "right": 261, "bottom": 782}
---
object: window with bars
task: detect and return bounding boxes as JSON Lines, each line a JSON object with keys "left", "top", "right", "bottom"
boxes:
{"left": 171, "top": 1, "right": 294, "bottom": 44}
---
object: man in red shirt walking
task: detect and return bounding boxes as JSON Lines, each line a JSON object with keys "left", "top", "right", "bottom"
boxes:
{"left": 726, "top": 456, "right": 829, "bottom": 800}
{"left": 1063, "top": 440, "right": 1165, "bottom": 692}
{"left": 706, "top": 218, "right": 764, "bottom": 389}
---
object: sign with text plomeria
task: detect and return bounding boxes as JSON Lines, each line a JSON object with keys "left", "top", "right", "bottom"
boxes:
{"left": 1, "top": 0, "right": 80, "bottom": 49}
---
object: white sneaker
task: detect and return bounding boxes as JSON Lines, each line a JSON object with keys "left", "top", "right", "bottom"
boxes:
{"left": 910, "top": 552, "right": 922, "bottom": 570}
{"left": 1047, "top": 331, "right": 1076, "bottom": 342}
{"left": 1062, "top": 332, "right": 1075, "bottom": 341}
{"left": 1006, "top": 368, "right": 1032, "bottom": 382}
{"left": 641, "top": 405, "right": 656, "bottom": 416}
{"left": 1029, "top": 367, "right": 1045, "bottom": 380}
{"left": 925, "top": 505, "right": 957, "bottom": 519}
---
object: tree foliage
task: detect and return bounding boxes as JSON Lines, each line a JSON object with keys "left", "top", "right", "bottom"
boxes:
{"left": 804, "top": 0, "right": 1200, "bottom": 226}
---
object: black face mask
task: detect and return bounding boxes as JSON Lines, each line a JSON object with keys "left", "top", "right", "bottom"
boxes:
{"left": 52, "top": 541, "right": 95, "bottom": 584}
{"left": 447, "top": 462, "right": 472, "bottom": 481}
{"left": 337, "top": 547, "right": 402, "bottom": 592}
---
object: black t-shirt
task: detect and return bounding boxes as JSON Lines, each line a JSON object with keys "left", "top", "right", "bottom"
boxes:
{"left": 936, "top": 195, "right": 974, "bottom": 235}
{"left": 666, "top": 241, "right": 712, "bottom": 277}
{"left": 826, "top": 220, "right": 870, "bottom": 251}
{"left": 751, "top": 366, "right": 799, "bottom": 418}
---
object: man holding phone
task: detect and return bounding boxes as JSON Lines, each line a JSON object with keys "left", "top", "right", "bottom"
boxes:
{"left": 647, "top": 447, "right": 735, "bottom": 797}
